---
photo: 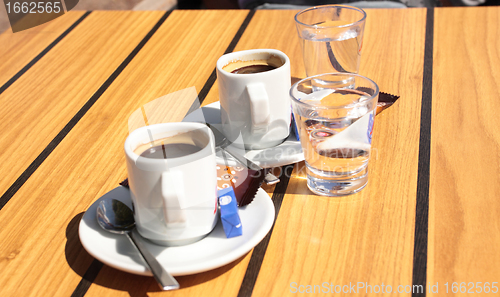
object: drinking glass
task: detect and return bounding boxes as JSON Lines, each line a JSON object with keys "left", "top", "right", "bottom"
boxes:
{"left": 295, "top": 5, "right": 366, "bottom": 76}
{"left": 290, "top": 73, "right": 379, "bottom": 196}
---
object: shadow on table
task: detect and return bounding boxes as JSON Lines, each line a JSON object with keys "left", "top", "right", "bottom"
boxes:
{"left": 291, "top": 76, "right": 302, "bottom": 86}
{"left": 65, "top": 212, "right": 246, "bottom": 295}
{"left": 268, "top": 161, "right": 370, "bottom": 203}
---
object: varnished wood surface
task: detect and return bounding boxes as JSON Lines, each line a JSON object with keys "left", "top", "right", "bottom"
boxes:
{"left": 0, "top": 9, "right": 250, "bottom": 297}
{"left": 0, "top": 11, "right": 166, "bottom": 203}
{"left": 251, "top": 9, "right": 426, "bottom": 297}
{"left": 0, "top": 11, "right": 86, "bottom": 87}
{"left": 0, "top": 7, "right": 498, "bottom": 297}
{"left": 429, "top": 7, "right": 500, "bottom": 294}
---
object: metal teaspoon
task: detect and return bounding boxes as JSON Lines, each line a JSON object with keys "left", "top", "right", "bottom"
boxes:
{"left": 96, "top": 199, "right": 180, "bottom": 291}
{"left": 206, "top": 123, "right": 280, "bottom": 185}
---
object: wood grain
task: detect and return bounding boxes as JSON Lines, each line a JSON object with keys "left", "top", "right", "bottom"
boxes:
{"left": 72, "top": 11, "right": 255, "bottom": 297}
{"left": 0, "top": 10, "right": 251, "bottom": 297}
{"left": 249, "top": 9, "right": 427, "bottom": 296}
{"left": 2, "top": 7, "right": 498, "bottom": 297}
{"left": 0, "top": 11, "right": 87, "bottom": 88}
{"left": 0, "top": 11, "right": 166, "bottom": 203}
{"left": 429, "top": 7, "right": 500, "bottom": 293}
{"left": 0, "top": 10, "right": 164, "bottom": 296}
{"left": 87, "top": 255, "right": 252, "bottom": 297}
{"left": 201, "top": 9, "right": 305, "bottom": 107}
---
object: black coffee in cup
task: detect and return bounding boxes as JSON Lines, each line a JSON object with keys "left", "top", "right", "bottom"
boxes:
{"left": 133, "top": 130, "right": 207, "bottom": 159}
{"left": 222, "top": 54, "right": 283, "bottom": 74}
{"left": 138, "top": 143, "right": 202, "bottom": 159}
{"left": 230, "top": 64, "right": 277, "bottom": 74}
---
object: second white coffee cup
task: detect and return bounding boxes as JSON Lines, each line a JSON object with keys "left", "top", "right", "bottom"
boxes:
{"left": 216, "top": 49, "right": 291, "bottom": 150}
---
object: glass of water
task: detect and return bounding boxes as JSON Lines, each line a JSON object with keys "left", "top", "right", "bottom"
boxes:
{"left": 290, "top": 73, "right": 379, "bottom": 196}
{"left": 295, "top": 5, "right": 366, "bottom": 76}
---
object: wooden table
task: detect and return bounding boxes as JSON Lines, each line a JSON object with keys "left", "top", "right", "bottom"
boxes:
{"left": 0, "top": 7, "right": 499, "bottom": 297}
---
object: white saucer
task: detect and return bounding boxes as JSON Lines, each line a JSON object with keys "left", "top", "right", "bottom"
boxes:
{"left": 79, "top": 186, "right": 275, "bottom": 276}
{"left": 182, "top": 101, "right": 304, "bottom": 168}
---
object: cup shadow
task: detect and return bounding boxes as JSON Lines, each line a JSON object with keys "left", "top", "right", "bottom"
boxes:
{"left": 65, "top": 202, "right": 246, "bottom": 295}
{"left": 291, "top": 76, "right": 303, "bottom": 85}
{"left": 269, "top": 161, "right": 369, "bottom": 203}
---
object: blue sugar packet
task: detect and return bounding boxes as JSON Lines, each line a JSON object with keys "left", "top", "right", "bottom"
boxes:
{"left": 218, "top": 187, "right": 242, "bottom": 238}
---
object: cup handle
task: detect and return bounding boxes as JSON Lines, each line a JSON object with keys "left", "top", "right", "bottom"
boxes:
{"left": 246, "top": 83, "right": 270, "bottom": 134}
{"left": 161, "top": 171, "right": 186, "bottom": 227}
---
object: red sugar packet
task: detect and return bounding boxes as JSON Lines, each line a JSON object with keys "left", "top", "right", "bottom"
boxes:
{"left": 216, "top": 164, "right": 268, "bottom": 207}
{"left": 377, "top": 92, "right": 400, "bottom": 115}
{"left": 119, "top": 179, "right": 129, "bottom": 188}
{"left": 353, "top": 87, "right": 399, "bottom": 115}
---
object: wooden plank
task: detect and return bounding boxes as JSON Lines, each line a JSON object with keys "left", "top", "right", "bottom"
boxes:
{"left": 247, "top": 9, "right": 427, "bottom": 296}
{"left": 67, "top": 10, "right": 254, "bottom": 297}
{"left": 0, "top": 10, "right": 251, "bottom": 297}
{"left": 0, "top": 11, "right": 167, "bottom": 296}
{"left": 0, "top": 11, "right": 87, "bottom": 88}
{"left": 0, "top": 11, "right": 166, "bottom": 202}
{"left": 202, "top": 9, "right": 305, "bottom": 107}
{"left": 428, "top": 7, "right": 500, "bottom": 294}
{"left": 85, "top": 254, "right": 252, "bottom": 297}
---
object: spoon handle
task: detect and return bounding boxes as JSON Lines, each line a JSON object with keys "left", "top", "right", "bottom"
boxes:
{"left": 128, "top": 229, "right": 180, "bottom": 290}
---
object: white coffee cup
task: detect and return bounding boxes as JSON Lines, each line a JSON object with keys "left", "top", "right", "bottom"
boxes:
{"left": 216, "top": 49, "right": 291, "bottom": 150}
{"left": 125, "top": 122, "right": 218, "bottom": 246}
